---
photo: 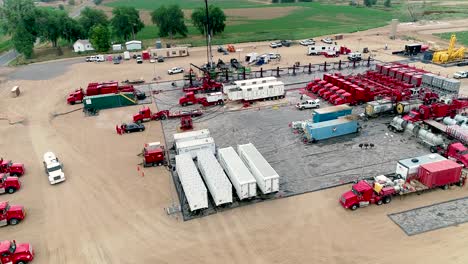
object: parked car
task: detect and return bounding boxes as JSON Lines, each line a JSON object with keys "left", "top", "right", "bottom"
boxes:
{"left": 132, "top": 54, "right": 138, "bottom": 59}
{"left": 300, "top": 39, "right": 315, "bottom": 46}
{"left": 150, "top": 58, "right": 156, "bottom": 63}
{"left": 321, "top": 38, "right": 333, "bottom": 44}
{"left": 157, "top": 56, "right": 165, "bottom": 62}
{"left": 280, "top": 40, "right": 292, "bottom": 47}
{"left": 270, "top": 42, "right": 282, "bottom": 48}
{"left": 122, "top": 123, "right": 145, "bottom": 133}
{"left": 168, "top": 67, "right": 184, "bottom": 75}
{"left": 136, "top": 57, "right": 143, "bottom": 64}
{"left": 113, "top": 57, "right": 120, "bottom": 64}
{"left": 268, "top": 53, "right": 281, "bottom": 60}
{"left": 85, "top": 56, "right": 91, "bottom": 62}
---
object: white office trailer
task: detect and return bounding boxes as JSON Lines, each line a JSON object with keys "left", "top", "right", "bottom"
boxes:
{"left": 217, "top": 147, "right": 257, "bottom": 200}
{"left": 175, "top": 154, "right": 208, "bottom": 211}
{"left": 175, "top": 137, "right": 216, "bottom": 158}
{"left": 234, "top": 77, "right": 277, "bottom": 87}
{"left": 237, "top": 143, "right": 280, "bottom": 194}
{"left": 196, "top": 149, "right": 233, "bottom": 206}
{"left": 225, "top": 80, "right": 285, "bottom": 101}
{"left": 173, "top": 129, "right": 210, "bottom": 144}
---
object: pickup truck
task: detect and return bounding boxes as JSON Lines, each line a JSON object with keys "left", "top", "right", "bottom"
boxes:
{"left": 453, "top": 71, "right": 468, "bottom": 79}
{"left": 43, "top": 152, "right": 65, "bottom": 185}
{"left": 296, "top": 99, "right": 320, "bottom": 110}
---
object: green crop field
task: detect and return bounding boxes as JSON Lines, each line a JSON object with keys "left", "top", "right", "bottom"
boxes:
{"left": 134, "top": 2, "right": 393, "bottom": 46}
{"left": 436, "top": 31, "right": 468, "bottom": 46}
{"left": 106, "top": 0, "right": 266, "bottom": 10}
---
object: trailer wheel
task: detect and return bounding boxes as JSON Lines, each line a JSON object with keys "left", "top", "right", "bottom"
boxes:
{"left": 6, "top": 187, "right": 16, "bottom": 194}
{"left": 383, "top": 196, "right": 392, "bottom": 204}
{"left": 350, "top": 204, "right": 358, "bottom": 210}
{"left": 70, "top": 101, "right": 75, "bottom": 105}
{"left": 182, "top": 103, "right": 187, "bottom": 106}
{"left": 377, "top": 199, "right": 383, "bottom": 206}
{"left": 16, "top": 261, "right": 26, "bottom": 264}
{"left": 160, "top": 115, "right": 167, "bottom": 120}
{"left": 300, "top": 107, "right": 304, "bottom": 110}
{"left": 443, "top": 184, "right": 449, "bottom": 190}
{"left": 8, "top": 218, "right": 19, "bottom": 225}
{"left": 430, "top": 146, "right": 437, "bottom": 153}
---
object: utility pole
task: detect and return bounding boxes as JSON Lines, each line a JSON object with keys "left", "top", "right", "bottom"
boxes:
{"left": 204, "top": 0, "right": 213, "bottom": 69}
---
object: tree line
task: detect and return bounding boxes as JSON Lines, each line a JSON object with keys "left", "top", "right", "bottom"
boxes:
{"left": 0, "top": 0, "right": 145, "bottom": 58}
{"left": 0, "top": 0, "right": 227, "bottom": 58}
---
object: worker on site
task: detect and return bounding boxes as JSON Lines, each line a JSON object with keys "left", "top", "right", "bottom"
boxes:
{"left": 385, "top": 44, "right": 388, "bottom": 50}
{"left": 300, "top": 94, "right": 304, "bottom": 100}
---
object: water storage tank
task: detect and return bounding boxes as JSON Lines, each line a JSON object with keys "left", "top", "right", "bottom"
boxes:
{"left": 365, "top": 100, "right": 393, "bottom": 117}
{"left": 454, "top": 114, "right": 468, "bottom": 124}
{"left": 390, "top": 116, "right": 408, "bottom": 131}
{"left": 443, "top": 117, "right": 458, "bottom": 126}
{"left": 418, "top": 128, "right": 444, "bottom": 146}
{"left": 405, "top": 123, "right": 419, "bottom": 136}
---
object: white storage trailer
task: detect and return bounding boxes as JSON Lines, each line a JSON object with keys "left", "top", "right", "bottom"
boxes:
{"left": 225, "top": 81, "right": 285, "bottom": 101}
{"left": 395, "top": 153, "right": 447, "bottom": 180}
{"left": 176, "top": 137, "right": 216, "bottom": 158}
{"left": 173, "top": 129, "right": 210, "bottom": 144}
{"left": 234, "top": 77, "right": 277, "bottom": 87}
{"left": 197, "top": 149, "right": 233, "bottom": 206}
{"left": 237, "top": 143, "right": 280, "bottom": 194}
{"left": 218, "top": 147, "right": 257, "bottom": 200}
{"left": 175, "top": 153, "right": 208, "bottom": 211}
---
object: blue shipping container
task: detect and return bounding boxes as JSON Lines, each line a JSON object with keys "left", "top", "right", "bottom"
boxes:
{"left": 312, "top": 105, "right": 352, "bottom": 123}
{"left": 304, "top": 117, "right": 359, "bottom": 142}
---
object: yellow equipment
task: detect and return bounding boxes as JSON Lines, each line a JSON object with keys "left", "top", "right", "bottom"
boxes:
{"left": 432, "top": 34, "right": 465, "bottom": 64}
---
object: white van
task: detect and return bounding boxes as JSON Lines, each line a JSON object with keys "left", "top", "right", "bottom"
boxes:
{"left": 43, "top": 152, "right": 66, "bottom": 184}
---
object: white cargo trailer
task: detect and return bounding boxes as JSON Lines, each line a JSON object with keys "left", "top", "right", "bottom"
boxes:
{"left": 308, "top": 45, "right": 338, "bottom": 55}
{"left": 173, "top": 129, "right": 210, "bottom": 144}
{"left": 197, "top": 149, "right": 233, "bottom": 206}
{"left": 176, "top": 137, "right": 215, "bottom": 158}
{"left": 175, "top": 153, "right": 208, "bottom": 211}
{"left": 237, "top": 143, "right": 280, "bottom": 194}
{"left": 225, "top": 81, "right": 285, "bottom": 101}
{"left": 395, "top": 153, "right": 446, "bottom": 180}
{"left": 218, "top": 147, "right": 257, "bottom": 200}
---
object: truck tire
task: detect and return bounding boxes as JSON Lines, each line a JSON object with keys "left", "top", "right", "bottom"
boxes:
{"left": 300, "top": 107, "right": 304, "bottom": 110}
{"left": 9, "top": 218, "right": 20, "bottom": 225}
{"left": 377, "top": 199, "right": 383, "bottom": 206}
{"left": 70, "top": 101, "right": 75, "bottom": 105}
{"left": 182, "top": 103, "right": 187, "bottom": 106}
{"left": 430, "top": 146, "right": 437, "bottom": 153}
{"left": 139, "top": 128, "right": 143, "bottom": 132}
{"left": 16, "top": 261, "right": 27, "bottom": 264}
{"left": 6, "top": 187, "right": 16, "bottom": 194}
{"left": 383, "top": 196, "right": 392, "bottom": 204}
{"left": 350, "top": 204, "right": 358, "bottom": 210}
{"left": 160, "top": 115, "right": 167, "bottom": 120}
{"left": 443, "top": 184, "right": 449, "bottom": 190}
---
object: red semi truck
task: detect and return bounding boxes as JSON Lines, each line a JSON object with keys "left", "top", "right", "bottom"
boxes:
{"left": 179, "top": 92, "right": 224, "bottom": 107}
{"left": 404, "top": 99, "right": 468, "bottom": 123}
{"left": 431, "top": 142, "right": 468, "bottom": 168}
{"left": 340, "top": 159, "right": 466, "bottom": 210}
{"left": 0, "top": 159, "right": 25, "bottom": 177}
{"left": 0, "top": 240, "right": 34, "bottom": 264}
{"left": 67, "top": 82, "right": 135, "bottom": 104}
{"left": 133, "top": 107, "right": 203, "bottom": 123}
{"left": 0, "top": 173, "right": 21, "bottom": 194}
{"left": 0, "top": 201, "right": 25, "bottom": 226}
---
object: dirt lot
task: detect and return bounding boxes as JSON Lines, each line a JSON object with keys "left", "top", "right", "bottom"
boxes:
{"left": 1, "top": 21, "right": 468, "bottom": 263}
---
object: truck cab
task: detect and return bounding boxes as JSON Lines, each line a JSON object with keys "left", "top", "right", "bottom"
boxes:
{"left": 133, "top": 107, "right": 153, "bottom": 123}
{"left": 0, "top": 174, "right": 21, "bottom": 194}
{"left": 446, "top": 142, "right": 468, "bottom": 167}
{"left": 296, "top": 99, "right": 320, "bottom": 110}
{"left": 340, "top": 180, "right": 394, "bottom": 210}
{"left": 179, "top": 92, "right": 198, "bottom": 106}
{"left": 43, "top": 152, "right": 65, "bottom": 185}
{"left": 403, "top": 110, "right": 422, "bottom": 122}
{"left": 0, "top": 159, "right": 24, "bottom": 177}
{"left": 0, "top": 201, "right": 25, "bottom": 226}
{"left": 0, "top": 240, "right": 34, "bottom": 264}
{"left": 143, "top": 142, "right": 166, "bottom": 167}
{"left": 67, "top": 88, "right": 85, "bottom": 105}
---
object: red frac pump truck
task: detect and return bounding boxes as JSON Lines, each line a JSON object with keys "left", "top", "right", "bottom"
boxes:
{"left": 0, "top": 158, "right": 25, "bottom": 177}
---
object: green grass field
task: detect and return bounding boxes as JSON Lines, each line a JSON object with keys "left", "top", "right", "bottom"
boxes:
{"left": 436, "top": 31, "right": 468, "bottom": 46}
{"left": 135, "top": 2, "right": 393, "bottom": 46}
{"left": 106, "top": 0, "right": 265, "bottom": 10}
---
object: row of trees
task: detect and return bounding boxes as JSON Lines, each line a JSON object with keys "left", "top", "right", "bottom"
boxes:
{"left": 150, "top": 4, "right": 226, "bottom": 38}
{"left": 1, "top": 0, "right": 227, "bottom": 58}
{"left": 0, "top": 0, "right": 145, "bottom": 57}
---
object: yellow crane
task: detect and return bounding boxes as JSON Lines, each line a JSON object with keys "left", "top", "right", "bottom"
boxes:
{"left": 432, "top": 34, "right": 465, "bottom": 64}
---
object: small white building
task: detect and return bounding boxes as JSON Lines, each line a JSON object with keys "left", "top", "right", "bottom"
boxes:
{"left": 73, "top": 39, "right": 94, "bottom": 53}
{"left": 112, "top": 44, "right": 122, "bottom": 51}
{"left": 125, "top": 40, "right": 142, "bottom": 51}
